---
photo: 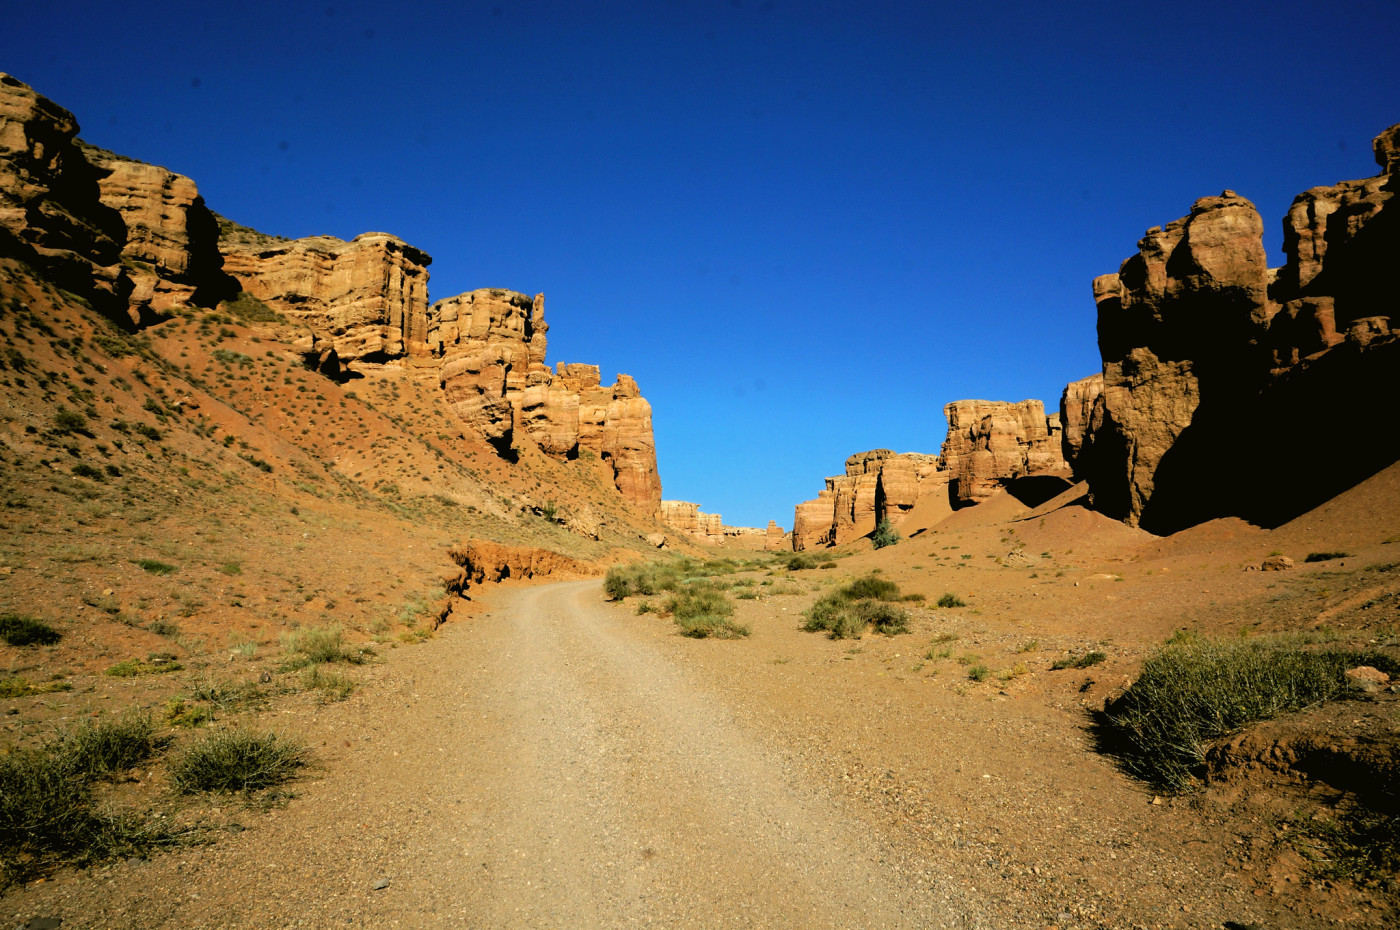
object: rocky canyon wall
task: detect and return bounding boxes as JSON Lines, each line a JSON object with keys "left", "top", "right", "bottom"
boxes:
{"left": 1079, "top": 123, "right": 1399, "bottom": 533}
{"left": 789, "top": 401, "right": 1068, "bottom": 549}
{"left": 660, "top": 501, "right": 768, "bottom": 549}
{"left": 0, "top": 74, "right": 662, "bottom": 514}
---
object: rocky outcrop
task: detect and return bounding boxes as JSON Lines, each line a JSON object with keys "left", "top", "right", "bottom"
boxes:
{"left": 874, "top": 452, "right": 947, "bottom": 527}
{"left": 0, "top": 74, "right": 129, "bottom": 319}
{"left": 792, "top": 490, "right": 838, "bottom": 551}
{"left": 941, "top": 400, "right": 1070, "bottom": 506}
{"left": 1059, "top": 373, "right": 1103, "bottom": 478}
{"left": 82, "top": 144, "right": 238, "bottom": 318}
{"left": 222, "top": 232, "right": 433, "bottom": 371}
{"left": 1084, "top": 124, "right": 1399, "bottom": 532}
{"left": 764, "top": 521, "right": 789, "bottom": 552}
{"left": 662, "top": 501, "right": 723, "bottom": 541}
{"left": 661, "top": 501, "right": 767, "bottom": 548}
{"left": 792, "top": 448, "right": 957, "bottom": 550}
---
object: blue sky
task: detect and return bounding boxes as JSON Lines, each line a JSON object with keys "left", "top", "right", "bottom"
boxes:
{"left": 6, "top": 1, "right": 1399, "bottom": 528}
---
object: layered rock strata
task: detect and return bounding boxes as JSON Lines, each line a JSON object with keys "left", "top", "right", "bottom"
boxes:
{"left": 0, "top": 75, "right": 663, "bottom": 514}
{"left": 1083, "top": 123, "right": 1399, "bottom": 532}
{"left": 221, "top": 232, "right": 433, "bottom": 370}
{"left": 0, "top": 73, "right": 129, "bottom": 319}
{"left": 941, "top": 400, "right": 1069, "bottom": 506}
{"left": 83, "top": 144, "right": 238, "bottom": 318}
{"left": 661, "top": 501, "right": 767, "bottom": 548}
{"left": 1058, "top": 373, "right": 1104, "bottom": 479}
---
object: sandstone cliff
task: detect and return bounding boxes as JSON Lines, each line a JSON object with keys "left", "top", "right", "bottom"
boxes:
{"left": 1083, "top": 124, "right": 1399, "bottom": 532}
{"left": 82, "top": 143, "right": 238, "bottom": 319}
{"left": 661, "top": 500, "right": 768, "bottom": 549}
{"left": 941, "top": 400, "right": 1069, "bottom": 506}
{"left": 0, "top": 73, "right": 129, "bottom": 320}
{"left": 222, "top": 232, "right": 434, "bottom": 371}
{"left": 0, "top": 74, "right": 664, "bottom": 517}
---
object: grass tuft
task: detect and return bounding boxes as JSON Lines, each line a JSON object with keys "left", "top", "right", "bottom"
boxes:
{"left": 169, "top": 730, "right": 307, "bottom": 794}
{"left": 803, "top": 574, "right": 909, "bottom": 639}
{"left": 1101, "top": 636, "right": 1400, "bottom": 792}
{"left": 0, "top": 614, "right": 61, "bottom": 646}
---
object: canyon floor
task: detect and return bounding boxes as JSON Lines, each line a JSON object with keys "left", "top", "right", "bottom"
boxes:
{"left": 4, "top": 462, "right": 1399, "bottom": 930}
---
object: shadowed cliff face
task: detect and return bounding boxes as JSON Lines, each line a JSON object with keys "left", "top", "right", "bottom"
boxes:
{"left": 0, "top": 73, "right": 131, "bottom": 321}
{"left": 1081, "top": 124, "right": 1399, "bottom": 534}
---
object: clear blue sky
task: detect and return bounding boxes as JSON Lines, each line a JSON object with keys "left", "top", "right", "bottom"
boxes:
{"left": 6, "top": 1, "right": 1399, "bottom": 528}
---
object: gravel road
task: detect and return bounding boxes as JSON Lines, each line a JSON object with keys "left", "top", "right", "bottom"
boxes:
{"left": 5, "top": 580, "right": 994, "bottom": 929}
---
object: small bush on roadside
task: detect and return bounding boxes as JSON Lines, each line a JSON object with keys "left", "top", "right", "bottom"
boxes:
{"left": 803, "top": 574, "right": 909, "bottom": 639}
{"left": 281, "top": 624, "right": 369, "bottom": 667}
{"left": 664, "top": 581, "right": 747, "bottom": 638}
{"left": 0, "top": 614, "right": 61, "bottom": 646}
{"left": 170, "top": 729, "right": 307, "bottom": 793}
{"left": 301, "top": 666, "right": 355, "bottom": 702}
{"left": 0, "top": 712, "right": 166, "bottom": 881}
{"left": 1101, "top": 636, "right": 1400, "bottom": 792}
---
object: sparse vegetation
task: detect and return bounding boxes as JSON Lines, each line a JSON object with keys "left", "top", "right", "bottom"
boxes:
{"left": 280, "top": 624, "right": 371, "bottom": 667}
{"left": 0, "top": 613, "right": 61, "bottom": 646}
{"left": 169, "top": 729, "right": 307, "bottom": 794}
{"left": 1304, "top": 551, "right": 1350, "bottom": 563}
{"left": 803, "top": 574, "right": 910, "bottom": 639}
{"left": 132, "top": 558, "right": 177, "bottom": 575}
{"left": 936, "top": 593, "right": 966, "bottom": 608}
{"left": 664, "top": 582, "right": 748, "bottom": 639}
{"left": 1101, "top": 636, "right": 1400, "bottom": 792}
{"left": 0, "top": 712, "right": 165, "bottom": 882}
{"left": 871, "top": 519, "right": 900, "bottom": 549}
{"left": 1051, "top": 650, "right": 1106, "bottom": 670}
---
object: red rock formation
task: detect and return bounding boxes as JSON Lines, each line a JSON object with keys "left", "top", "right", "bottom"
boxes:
{"left": 83, "top": 145, "right": 237, "bottom": 317}
{"left": 792, "top": 490, "right": 837, "bottom": 551}
{"left": 1059, "top": 373, "right": 1103, "bottom": 478}
{"left": 222, "top": 232, "right": 433, "bottom": 370}
{"left": 874, "top": 452, "right": 946, "bottom": 526}
{"left": 1085, "top": 124, "right": 1399, "bottom": 532}
{"left": 941, "top": 400, "right": 1069, "bottom": 506}
{"left": 764, "top": 521, "right": 789, "bottom": 552}
{"left": 0, "top": 74, "right": 129, "bottom": 319}
{"left": 661, "top": 501, "right": 766, "bottom": 548}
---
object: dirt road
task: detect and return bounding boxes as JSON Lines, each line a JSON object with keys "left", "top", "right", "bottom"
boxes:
{"left": 5, "top": 580, "right": 993, "bottom": 929}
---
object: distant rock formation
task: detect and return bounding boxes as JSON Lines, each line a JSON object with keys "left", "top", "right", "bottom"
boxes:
{"left": 661, "top": 500, "right": 767, "bottom": 549}
{"left": 764, "top": 520, "right": 789, "bottom": 552}
{"left": 1082, "top": 123, "right": 1399, "bottom": 532}
{"left": 941, "top": 400, "right": 1069, "bottom": 507}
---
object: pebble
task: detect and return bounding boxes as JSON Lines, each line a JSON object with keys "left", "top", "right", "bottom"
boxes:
{"left": 371, "top": 877, "right": 390, "bottom": 890}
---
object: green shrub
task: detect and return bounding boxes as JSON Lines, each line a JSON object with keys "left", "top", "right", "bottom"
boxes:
{"left": 147, "top": 619, "right": 180, "bottom": 637}
{"left": 71, "top": 463, "right": 104, "bottom": 480}
{"left": 675, "top": 614, "right": 751, "bottom": 639}
{"left": 803, "top": 575, "right": 909, "bottom": 639}
{"left": 1304, "top": 551, "right": 1350, "bottom": 563}
{"left": 1051, "top": 650, "right": 1106, "bottom": 670}
{"left": 57, "top": 711, "right": 157, "bottom": 778}
{"left": 967, "top": 663, "right": 989, "bottom": 682}
{"left": 170, "top": 730, "right": 307, "bottom": 793}
{"left": 52, "top": 408, "right": 87, "bottom": 434}
{"left": 105, "top": 654, "right": 183, "bottom": 677}
{"left": 281, "top": 624, "right": 366, "bottom": 666}
{"left": 0, "top": 614, "right": 61, "bottom": 646}
{"left": 664, "top": 583, "right": 733, "bottom": 621}
{"left": 1102, "top": 636, "right": 1400, "bottom": 792}
{"left": 301, "top": 666, "right": 355, "bottom": 702}
{"left": 936, "top": 593, "right": 966, "bottom": 608}
{"left": 785, "top": 553, "right": 818, "bottom": 571}
{"left": 871, "top": 519, "right": 900, "bottom": 549}
{"left": 132, "top": 558, "right": 177, "bottom": 575}
{"left": 0, "top": 713, "right": 165, "bottom": 881}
